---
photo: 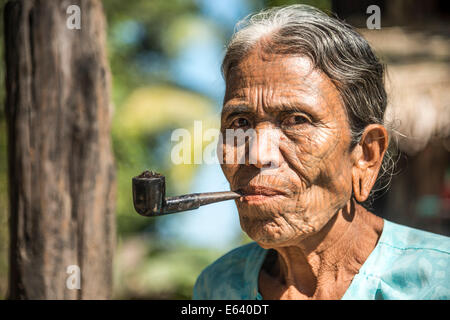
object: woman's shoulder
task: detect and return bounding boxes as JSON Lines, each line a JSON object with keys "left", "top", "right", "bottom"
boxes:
{"left": 355, "top": 220, "right": 450, "bottom": 299}
{"left": 380, "top": 220, "right": 450, "bottom": 254}
{"left": 192, "top": 242, "right": 266, "bottom": 300}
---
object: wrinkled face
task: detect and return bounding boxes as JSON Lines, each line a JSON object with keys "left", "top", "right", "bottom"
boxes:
{"left": 219, "top": 49, "right": 355, "bottom": 248}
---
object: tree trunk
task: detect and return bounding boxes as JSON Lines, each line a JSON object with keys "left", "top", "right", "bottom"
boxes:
{"left": 4, "top": 0, "right": 116, "bottom": 299}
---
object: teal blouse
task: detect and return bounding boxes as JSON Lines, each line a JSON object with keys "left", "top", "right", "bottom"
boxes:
{"left": 193, "top": 220, "right": 450, "bottom": 300}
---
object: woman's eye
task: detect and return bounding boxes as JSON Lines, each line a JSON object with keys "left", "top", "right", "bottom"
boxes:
{"left": 283, "top": 114, "right": 309, "bottom": 126}
{"left": 231, "top": 118, "right": 250, "bottom": 128}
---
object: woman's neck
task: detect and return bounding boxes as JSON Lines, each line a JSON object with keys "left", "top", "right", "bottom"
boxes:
{"left": 259, "top": 199, "right": 384, "bottom": 299}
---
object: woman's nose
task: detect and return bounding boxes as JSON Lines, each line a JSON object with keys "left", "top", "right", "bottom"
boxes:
{"left": 247, "top": 127, "right": 281, "bottom": 169}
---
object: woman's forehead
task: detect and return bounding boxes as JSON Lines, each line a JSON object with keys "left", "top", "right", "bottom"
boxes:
{"left": 227, "top": 52, "right": 316, "bottom": 84}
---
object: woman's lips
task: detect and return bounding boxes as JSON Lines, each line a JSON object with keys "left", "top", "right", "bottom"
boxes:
{"left": 238, "top": 185, "right": 288, "bottom": 203}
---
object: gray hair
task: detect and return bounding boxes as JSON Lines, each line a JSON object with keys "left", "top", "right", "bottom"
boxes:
{"left": 222, "top": 4, "right": 396, "bottom": 202}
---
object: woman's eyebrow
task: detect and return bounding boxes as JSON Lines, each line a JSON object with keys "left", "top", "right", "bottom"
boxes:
{"left": 269, "top": 101, "right": 316, "bottom": 113}
{"left": 221, "top": 105, "right": 252, "bottom": 119}
{"left": 221, "top": 102, "right": 319, "bottom": 120}
{"left": 277, "top": 104, "right": 315, "bottom": 116}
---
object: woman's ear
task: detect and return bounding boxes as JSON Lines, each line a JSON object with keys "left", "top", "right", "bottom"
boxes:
{"left": 351, "top": 124, "right": 389, "bottom": 202}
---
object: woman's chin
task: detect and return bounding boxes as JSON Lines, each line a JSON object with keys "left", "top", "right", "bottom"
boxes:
{"left": 243, "top": 221, "right": 308, "bottom": 248}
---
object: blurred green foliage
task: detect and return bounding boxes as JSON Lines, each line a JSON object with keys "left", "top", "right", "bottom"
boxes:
{"left": 103, "top": 0, "right": 227, "bottom": 299}
{"left": 102, "top": 0, "right": 223, "bottom": 240}
{"left": 104, "top": 0, "right": 203, "bottom": 107}
{"left": 113, "top": 235, "right": 222, "bottom": 299}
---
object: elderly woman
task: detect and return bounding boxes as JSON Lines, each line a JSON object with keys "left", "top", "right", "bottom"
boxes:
{"left": 193, "top": 5, "right": 450, "bottom": 300}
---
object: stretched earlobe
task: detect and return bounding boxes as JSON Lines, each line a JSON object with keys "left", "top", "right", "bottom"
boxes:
{"left": 351, "top": 124, "right": 389, "bottom": 203}
{"left": 352, "top": 169, "right": 370, "bottom": 202}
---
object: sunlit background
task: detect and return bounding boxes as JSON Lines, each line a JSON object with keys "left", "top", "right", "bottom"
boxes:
{"left": 0, "top": 0, "right": 449, "bottom": 299}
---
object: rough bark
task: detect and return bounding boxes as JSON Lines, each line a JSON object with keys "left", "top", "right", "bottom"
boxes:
{"left": 4, "top": 0, "right": 116, "bottom": 299}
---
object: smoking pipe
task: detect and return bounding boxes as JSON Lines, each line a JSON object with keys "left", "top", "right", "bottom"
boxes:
{"left": 132, "top": 170, "right": 241, "bottom": 216}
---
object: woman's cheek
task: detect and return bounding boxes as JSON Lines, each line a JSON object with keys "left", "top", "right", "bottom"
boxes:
{"left": 218, "top": 142, "right": 239, "bottom": 183}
